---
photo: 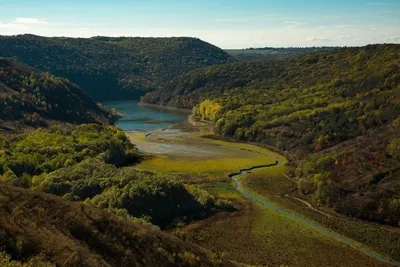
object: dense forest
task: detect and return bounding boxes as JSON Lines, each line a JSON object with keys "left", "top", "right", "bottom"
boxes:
{"left": 0, "top": 58, "right": 116, "bottom": 133}
{"left": 0, "top": 184, "right": 231, "bottom": 267}
{"left": 142, "top": 44, "right": 400, "bottom": 226}
{"left": 0, "top": 124, "right": 231, "bottom": 229}
{"left": 0, "top": 35, "right": 234, "bottom": 100}
{"left": 226, "top": 47, "right": 338, "bottom": 61}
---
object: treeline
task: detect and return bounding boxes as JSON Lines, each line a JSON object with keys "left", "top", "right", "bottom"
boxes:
{"left": 0, "top": 58, "right": 116, "bottom": 132}
{"left": 0, "top": 35, "right": 234, "bottom": 100}
{"left": 226, "top": 46, "right": 338, "bottom": 61}
{"left": 142, "top": 44, "right": 400, "bottom": 226}
{"left": 0, "top": 124, "right": 232, "bottom": 228}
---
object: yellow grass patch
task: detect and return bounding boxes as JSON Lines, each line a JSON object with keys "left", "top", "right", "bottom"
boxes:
{"left": 135, "top": 135, "right": 283, "bottom": 181}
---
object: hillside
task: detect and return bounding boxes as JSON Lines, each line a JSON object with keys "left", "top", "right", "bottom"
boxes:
{"left": 141, "top": 44, "right": 400, "bottom": 226}
{"left": 226, "top": 47, "right": 338, "bottom": 61}
{"left": 0, "top": 184, "right": 232, "bottom": 267}
{"left": 0, "top": 124, "right": 232, "bottom": 229}
{"left": 0, "top": 58, "right": 116, "bottom": 133}
{"left": 0, "top": 35, "right": 234, "bottom": 100}
{"left": 0, "top": 124, "right": 234, "bottom": 266}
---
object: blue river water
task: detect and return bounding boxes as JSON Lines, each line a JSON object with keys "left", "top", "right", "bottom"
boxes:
{"left": 104, "top": 100, "right": 189, "bottom": 131}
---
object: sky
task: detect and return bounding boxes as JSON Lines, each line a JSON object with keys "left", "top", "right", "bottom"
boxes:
{"left": 0, "top": 0, "right": 399, "bottom": 48}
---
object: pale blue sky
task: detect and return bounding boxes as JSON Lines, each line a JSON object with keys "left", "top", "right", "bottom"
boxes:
{"left": 0, "top": 0, "right": 399, "bottom": 48}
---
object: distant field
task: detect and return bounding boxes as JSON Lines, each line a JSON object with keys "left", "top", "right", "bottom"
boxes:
{"left": 226, "top": 47, "right": 338, "bottom": 61}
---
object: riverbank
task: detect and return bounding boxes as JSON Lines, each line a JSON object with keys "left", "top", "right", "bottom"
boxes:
{"left": 112, "top": 100, "right": 397, "bottom": 266}
{"left": 187, "top": 114, "right": 214, "bottom": 127}
{"left": 127, "top": 127, "right": 392, "bottom": 266}
{"left": 139, "top": 102, "right": 192, "bottom": 113}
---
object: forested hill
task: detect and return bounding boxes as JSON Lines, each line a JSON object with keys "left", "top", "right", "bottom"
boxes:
{"left": 141, "top": 44, "right": 400, "bottom": 123}
{"left": 0, "top": 58, "right": 116, "bottom": 133}
{"left": 142, "top": 44, "right": 400, "bottom": 226}
{"left": 0, "top": 184, "right": 231, "bottom": 267}
{"left": 0, "top": 34, "right": 234, "bottom": 100}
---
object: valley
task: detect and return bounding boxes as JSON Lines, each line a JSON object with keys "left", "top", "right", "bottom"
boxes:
{"left": 141, "top": 44, "right": 400, "bottom": 230}
{"left": 0, "top": 33, "right": 399, "bottom": 267}
{"left": 112, "top": 103, "right": 399, "bottom": 266}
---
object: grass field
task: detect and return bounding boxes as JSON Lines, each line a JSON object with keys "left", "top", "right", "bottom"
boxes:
{"left": 242, "top": 168, "right": 400, "bottom": 263}
{"left": 177, "top": 199, "right": 387, "bottom": 267}
{"left": 130, "top": 132, "right": 279, "bottom": 181}
{"left": 128, "top": 131, "right": 392, "bottom": 266}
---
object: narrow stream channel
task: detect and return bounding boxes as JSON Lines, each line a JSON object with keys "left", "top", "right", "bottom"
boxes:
{"left": 108, "top": 101, "right": 399, "bottom": 266}
{"left": 230, "top": 162, "right": 400, "bottom": 266}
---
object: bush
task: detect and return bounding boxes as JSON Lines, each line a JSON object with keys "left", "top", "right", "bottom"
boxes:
{"left": 0, "top": 124, "right": 140, "bottom": 182}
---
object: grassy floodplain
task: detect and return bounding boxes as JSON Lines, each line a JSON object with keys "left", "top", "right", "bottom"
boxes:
{"left": 134, "top": 134, "right": 279, "bottom": 180}
{"left": 241, "top": 168, "right": 400, "bottom": 264}
{"left": 127, "top": 130, "right": 391, "bottom": 267}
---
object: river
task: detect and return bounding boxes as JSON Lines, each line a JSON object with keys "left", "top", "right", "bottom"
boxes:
{"left": 104, "top": 100, "right": 189, "bottom": 131}
{"left": 105, "top": 99, "right": 399, "bottom": 266}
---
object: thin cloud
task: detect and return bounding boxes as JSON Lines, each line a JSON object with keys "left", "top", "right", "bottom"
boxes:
{"left": 337, "top": 35, "right": 353, "bottom": 39}
{"left": 384, "top": 36, "right": 400, "bottom": 42}
{"left": 0, "top": 22, "right": 29, "bottom": 29}
{"left": 215, "top": 14, "right": 281, "bottom": 23}
{"left": 285, "top": 21, "right": 299, "bottom": 24}
{"left": 79, "top": 27, "right": 91, "bottom": 31}
{"left": 14, "top": 18, "right": 48, "bottom": 25}
{"left": 284, "top": 21, "right": 309, "bottom": 28}
{"left": 306, "top": 36, "right": 331, "bottom": 42}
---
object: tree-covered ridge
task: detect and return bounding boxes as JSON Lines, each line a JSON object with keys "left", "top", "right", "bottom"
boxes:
{"left": 0, "top": 184, "right": 230, "bottom": 267}
{"left": 142, "top": 44, "right": 400, "bottom": 148}
{"left": 0, "top": 34, "right": 234, "bottom": 100}
{"left": 226, "top": 47, "right": 338, "bottom": 62}
{"left": 0, "top": 58, "right": 116, "bottom": 132}
{"left": 0, "top": 125, "right": 232, "bottom": 228}
{"left": 142, "top": 44, "right": 400, "bottom": 225}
